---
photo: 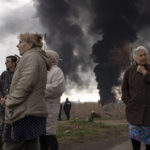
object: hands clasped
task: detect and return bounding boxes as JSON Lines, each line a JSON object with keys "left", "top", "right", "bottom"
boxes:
{"left": 137, "top": 65, "right": 147, "bottom": 75}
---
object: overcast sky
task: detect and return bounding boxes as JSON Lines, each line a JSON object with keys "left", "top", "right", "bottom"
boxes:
{"left": 0, "top": 0, "right": 45, "bottom": 72}
{"left": 0, "top": 0, "right": 100, "bottom": 102}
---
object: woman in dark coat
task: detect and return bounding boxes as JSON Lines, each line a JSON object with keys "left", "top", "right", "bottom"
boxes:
{"left": 122, "top": 46, "right": 150, "bottom": 150}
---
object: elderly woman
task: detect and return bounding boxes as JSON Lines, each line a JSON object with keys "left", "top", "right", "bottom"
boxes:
{"left": 122, "top": 46, "right": 150, "bottom": 150}
{"left": 3, "top": 33, "right": 51, "bottom": 150}
{"left": 40, "top": 50, "right": 65, "bottom": 150}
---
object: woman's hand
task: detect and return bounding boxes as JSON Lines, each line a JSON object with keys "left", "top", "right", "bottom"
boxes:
{"left": 137, "top": 65, "right": 147, "bottom": 75}
{"left": 0, "top": 98, "right": 5, "bottom": 106}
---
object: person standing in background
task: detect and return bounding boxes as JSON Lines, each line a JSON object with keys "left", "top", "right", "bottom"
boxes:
{"left": 0, "top": 56, "right": 17, "bottom": 150}
{"left": 63, "top": 98, "right": 71, "bottom": 120}
{"left": 40, "top": 50, "right": 65, "bottom": 150}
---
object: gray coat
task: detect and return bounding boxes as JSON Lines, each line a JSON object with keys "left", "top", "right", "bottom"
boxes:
{"left": 5, "top": 47, "right": 51, "bottom": 124}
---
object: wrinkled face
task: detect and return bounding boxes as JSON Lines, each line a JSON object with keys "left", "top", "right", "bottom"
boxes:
{"left": 5, "top": 58, "right": 15, "bottom": 70}
{"left": 134, "top": 49, "right": 148, "bottom": 65}
{"left": 17, "top": 40, "right": 31, "bottom": 56}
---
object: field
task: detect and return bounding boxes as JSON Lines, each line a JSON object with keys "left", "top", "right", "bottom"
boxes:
{"left": 61, "top": 102, "right": 126, "bottom": 120}
{"left": 58, "top": 102, "right": 128, "bottom": 150}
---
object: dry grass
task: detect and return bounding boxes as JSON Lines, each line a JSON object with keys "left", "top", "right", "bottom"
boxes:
{"left": 58, "top": 102, "right": 127, "bottom": 150}
{"left": 58, "top": 118, "right": 128, "bottom": 150}
{"left": 61, "top": 102, "right": 126, "bottom": 120}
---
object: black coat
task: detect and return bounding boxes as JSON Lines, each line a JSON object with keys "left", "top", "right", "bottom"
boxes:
{"left": 0, "top": 70, "right": 14, "bottom": 98}
{"left": 63, "top": 101, "right": 71, "bottom": 112}
{"left": 122, "top": 64, "right": 150, "bottom": 126}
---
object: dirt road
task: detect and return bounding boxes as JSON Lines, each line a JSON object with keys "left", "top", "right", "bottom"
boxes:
{"left": 69, "top": 136, "right": 145, "bottom": 150}
{"left": 59, "top": 119, "right": 146, "bottom": 150}
{"left": 111, "top": 140, "right": 145, "bottom": 150}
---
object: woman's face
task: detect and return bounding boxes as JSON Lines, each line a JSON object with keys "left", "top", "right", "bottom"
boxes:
{"left": 134, "top": 50, "right": 148, "bottom": 65}
{"left": 17, "top": 40, "right": 31, "bottom": 56}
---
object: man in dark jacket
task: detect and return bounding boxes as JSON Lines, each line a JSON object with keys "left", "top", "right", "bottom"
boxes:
{"left": 63, "top": 98, "right": 71, "bottom": 120}
{"left": 122, "top": 46, "right": 150, "bottom": 150}
{"left": 0, "top": 55, "right": 17, "bottom": 149}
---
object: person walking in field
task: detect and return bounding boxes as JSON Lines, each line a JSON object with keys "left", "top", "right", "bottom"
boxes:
{"left": 3, "top": 32, "right": 51, "bottom": 150}
{"left": 63, "top": 98, "right": 71, "bottom": 120}
{"left": 40, "top": 50, "right": 65, "bottom": 150}
{"left": 122, "top": 46, "right": 150, "bottom": 150}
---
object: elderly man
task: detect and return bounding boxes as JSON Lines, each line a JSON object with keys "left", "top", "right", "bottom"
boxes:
{"left": 0, "top": 56, "right": 17, "bottom": 149}
{"left": 122, "top": 46, "right": 150, "bottom": 150}
{"left": 40, "top": 50, "right": 65, "bottom": 150}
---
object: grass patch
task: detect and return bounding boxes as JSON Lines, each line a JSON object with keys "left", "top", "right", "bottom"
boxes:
{"left": 57, "top": 118, "right": 128, "bottom": 142}
{"left": 71, "top": 128, "right": 93, "bottom": 136}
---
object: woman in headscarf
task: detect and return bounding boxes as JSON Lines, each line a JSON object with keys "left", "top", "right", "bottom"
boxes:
{"left": 40, "top": 50, "right": 65, "bottom": 150}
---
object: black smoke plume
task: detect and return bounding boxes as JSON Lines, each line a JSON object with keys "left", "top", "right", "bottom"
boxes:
{"left": 34, "top": 0, "right": 92, "bottom": 86}
{"left": 34, "top": 0, "right": 150, "bottom": 104}
{"left": 90, "top": 0, "right": 150, "bottom": 104}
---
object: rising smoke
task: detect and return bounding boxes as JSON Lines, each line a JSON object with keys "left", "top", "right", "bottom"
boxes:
{"left": 34, "top": 0, "right": 150, "bottom": 104}
{"left": 34, "top": 0, "right": 93, "bottom": 87}
{"left": 90, "top": 0, "right": 150, "bottom": 104}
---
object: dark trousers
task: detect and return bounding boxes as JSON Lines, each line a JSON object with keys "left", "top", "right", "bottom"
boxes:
{"left": 0, "top": 136, "right": 3, "bottom": 150}
{"left": 131, "top": 139, "right": 150, "bottom": 150}
{"left": 3, "top": 138, "right": 39, "bottom": 150}
{"left": 58, "top": 112, "right": 61, "bottom": 121}
{"left": 40, "top": 135, "right": 58, "bottom": 150}
{"left": 64, "top": 111, "right": 70, "bottom": 120}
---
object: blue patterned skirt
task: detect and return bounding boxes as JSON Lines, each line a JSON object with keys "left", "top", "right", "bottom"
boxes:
{"left": 4, "top": 116, "right": 46, "bottom": 142}
{"left": 129, "top": 123, "right": 150, "bottom": 145}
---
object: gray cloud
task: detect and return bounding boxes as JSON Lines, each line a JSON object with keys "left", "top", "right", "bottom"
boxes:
{"left": 0, "top": 2, "right": 44, "bottom": 42}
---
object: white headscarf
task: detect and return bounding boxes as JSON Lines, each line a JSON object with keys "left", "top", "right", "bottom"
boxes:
{"left": 46, "top": 50, "right": 60, "bottom": 65}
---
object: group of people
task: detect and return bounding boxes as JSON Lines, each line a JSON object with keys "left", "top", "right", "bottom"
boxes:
{"left": 0, "top": 32, "right": 149, "bottom": 150}
{"left": 0, "top": 32, "right": 66, "bottom": 150}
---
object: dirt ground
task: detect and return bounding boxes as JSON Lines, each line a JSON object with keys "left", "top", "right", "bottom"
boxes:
{"left": 59, "top": 135, "right": 130, "bottom": 150}
{"left": 59, "top": 130, "right": 146, "bottom": 150}
{"left": 94, "top": 119, "right": 128, "bottom": 125}
{"left": 69, "top": 137, "right": 146, "bottom": 150}
{"left": 70, "top": 136, "right": 129, "bottom": 150}
{"left": 59, "top": 119, "right": 129, "bottom": 150}
{"left": 59, "top": 103, "right": 128, "bottom": 150}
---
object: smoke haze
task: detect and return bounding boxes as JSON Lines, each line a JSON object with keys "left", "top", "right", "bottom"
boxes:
{"left": 34, "top": 0, "right": 150, "bottom": 104}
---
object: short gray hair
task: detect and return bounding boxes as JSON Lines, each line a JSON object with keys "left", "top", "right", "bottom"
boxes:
{"left": 133, "top": 46, "right": 148, "bottom": 59}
